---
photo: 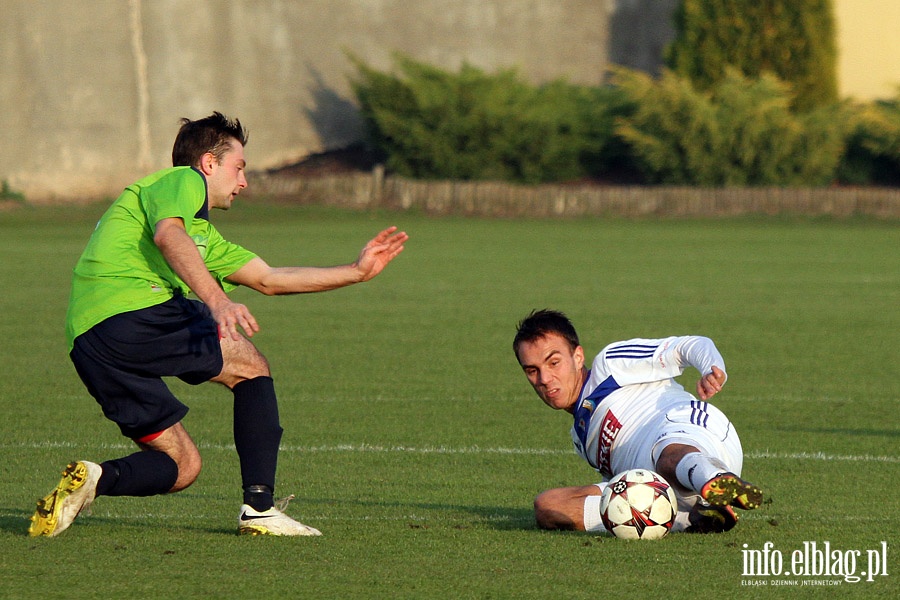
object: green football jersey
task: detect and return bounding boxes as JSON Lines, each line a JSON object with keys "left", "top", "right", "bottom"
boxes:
{"left": 66, "top": 167, "right": 256, "bottom": 349}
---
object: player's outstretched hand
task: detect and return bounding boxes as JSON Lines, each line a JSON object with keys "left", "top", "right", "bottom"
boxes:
{"left": 697, "top": 365, "right": 726, "bottom": 400}
{"left": 353, "top": 226, "right": 408, "bottom": 282}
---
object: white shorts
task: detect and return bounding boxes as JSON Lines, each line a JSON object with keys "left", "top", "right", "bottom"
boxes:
{"left": 600, "top": 399, "right": 744, "bottom": 511}
{"left": 648, "top": 399, "right": 744, "bottom": 477}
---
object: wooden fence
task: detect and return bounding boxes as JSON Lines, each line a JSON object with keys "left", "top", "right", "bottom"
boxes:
{"left": 248, "top": 168, "right": 900, "bottom": 219}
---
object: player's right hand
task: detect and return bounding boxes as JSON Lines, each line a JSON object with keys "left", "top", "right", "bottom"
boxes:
{"left": 697, "top": 365, "right": 726, "bottom": 400}
{"left": 212, "top": 299, "right": 259, "bottom": 340}
{"left": 353, "top": 226, "right": 408, "bottom": 282}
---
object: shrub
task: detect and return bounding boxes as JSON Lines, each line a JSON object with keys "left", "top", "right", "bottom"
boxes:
{"left": 666, "top": 0, "right": 838, "bottom": 112}
{"left": 612, "top": 67, "right": 847, "bottom": 186}
{"left": 837, "top": 93, "right": 900, "bottom": 185}
{"left": 348, "top": 52, "right": 626, "bottom": 184}
{"left": 0, "top": 180, "right": 26, "bottom": 203}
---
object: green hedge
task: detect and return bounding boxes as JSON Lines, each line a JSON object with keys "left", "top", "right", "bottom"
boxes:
{"left": 348, "top": 52, "right": 627, "bottom": 184}
{"left": 838, "top": 94, "right": 900, "bottom": 185}
{"left": 612, "top": 67, "right": 846, "bottom": 186}
{"left": 349, "top": 53, "right": 896, "bottom": 187}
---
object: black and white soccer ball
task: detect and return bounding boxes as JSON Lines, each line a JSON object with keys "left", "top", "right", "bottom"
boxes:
{"left": 599, "top": 469, "right": 678, "bottom": 540}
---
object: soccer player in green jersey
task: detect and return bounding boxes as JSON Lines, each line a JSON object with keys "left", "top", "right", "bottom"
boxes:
{"left": 30, "top": 112, "right": 408, "bottom": 537}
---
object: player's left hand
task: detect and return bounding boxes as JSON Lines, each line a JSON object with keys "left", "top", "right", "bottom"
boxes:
{"left": 353, "top": 226, "right": 408, "bottom": 281}
{"left": 697, "top": 365, "right": 726, "bottom": 400}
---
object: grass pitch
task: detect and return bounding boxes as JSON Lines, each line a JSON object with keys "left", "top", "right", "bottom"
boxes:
{"left": 0, "top": 202, "right": 897, "bottom": 598}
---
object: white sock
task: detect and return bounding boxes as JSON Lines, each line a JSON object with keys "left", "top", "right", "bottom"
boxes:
{"left": 674, "top": 452, "right": 730, "bottom": 492}
{"left": 583, "top": 483, "right": 608, "bottom": 533}
{"left": 671, "top": 509, "right": 692, "bottom": 532}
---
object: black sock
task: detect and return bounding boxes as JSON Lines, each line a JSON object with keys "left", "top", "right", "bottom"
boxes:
{"left": 245, "top": 485, "right": 274, "bottom": 512}
{"left": 97, "top": 451, "right": 179, "bottom": 497}
{"left": 233, "top": 376, "right": 283, "bottom": 511}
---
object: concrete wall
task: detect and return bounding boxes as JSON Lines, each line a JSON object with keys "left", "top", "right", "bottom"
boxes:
{"left": 1, "top": 0, "right": 896, "bottom": 202}
{"left": 0, "top": 0, "right": 612, "bottom": 201}
{"left": 834, "top": 0, "right": 900, "bottom": 101}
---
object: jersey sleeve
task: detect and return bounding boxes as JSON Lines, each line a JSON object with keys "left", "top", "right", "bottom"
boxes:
{"left": 140, "top": 168, "right": 205, "bottom": 228}
{"left": 666, "top": 336, "right": 727, "bottom": 380}
{"left": 595, "top": 335, "right": 726, "bottom": 386}
{"left": 201, "top": 222, "right": 257, "bottom": 292}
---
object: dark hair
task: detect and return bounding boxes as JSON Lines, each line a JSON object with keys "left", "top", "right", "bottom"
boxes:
{"left": 171, "top": 111, "right": 249, "bottom": 167}
{"left": 513, "top": 309, "right": 581, "bottom": 359}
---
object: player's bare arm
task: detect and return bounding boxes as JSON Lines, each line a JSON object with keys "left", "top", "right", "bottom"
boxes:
{"left": 226, "top": 226, "right": 408, "bottom": 295}
{"left": 534, "top": 485, "right": 601, "bottom": 530}
{"left": 154, "top": 217, "right": 259, "bottom": 340}
{"left": 696, "top": 365, "right": 726, "bottom": 400}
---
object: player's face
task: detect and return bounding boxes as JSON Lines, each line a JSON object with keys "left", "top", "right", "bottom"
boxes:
{"left": 516, "top": 333, "right": 585, "bottom": 412}
{"left": 206, "top": 140, "right": 248, "bottom": 210}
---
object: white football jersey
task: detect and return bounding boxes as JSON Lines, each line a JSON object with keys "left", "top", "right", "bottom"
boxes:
{"left": 571, "top": 336, "right": 726, "bottom": 479}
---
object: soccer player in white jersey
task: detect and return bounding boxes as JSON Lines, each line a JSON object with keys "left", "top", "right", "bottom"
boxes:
{"left": 513, "top": 309, "right": 763, "bottom": 534}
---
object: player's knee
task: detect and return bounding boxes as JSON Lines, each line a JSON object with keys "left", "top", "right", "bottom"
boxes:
{"left": 216, "top": 347, "right": 271, "bottom": 387}
{"left": 248, "top": 351, "right": 270, "bottom": 378}
{"left": 655, "top": 443, "right": 700, "bottom": 482}
{"left": 232, "top": 360, "right": 270, "bottom": 381}
{"left": 534, "top": 504, "right": 555, "bottom": 530}
{"left": 170, "top": 447, "right": 202, "bottom": 492}
{"left": 240, "top": 343, "right": 270, "bottom": 377}
{"left": 534, "top": 490, "right": 568, "bottom": 530}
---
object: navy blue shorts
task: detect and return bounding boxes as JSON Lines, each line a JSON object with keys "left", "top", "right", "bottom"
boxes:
{"left": 70, "top": 295, "right": 224, "bottom": 439}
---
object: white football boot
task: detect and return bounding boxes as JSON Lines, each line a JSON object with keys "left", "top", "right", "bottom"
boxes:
{"left": 238, "top": 496, "right": 322, "bottom": 536}
{"left": 29, "top": 460, "right": 102, "bottom": 537}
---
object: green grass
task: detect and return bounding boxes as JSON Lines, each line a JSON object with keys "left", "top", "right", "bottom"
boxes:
{"left": 0, "top": 202, "right": 897, "bottom": 598}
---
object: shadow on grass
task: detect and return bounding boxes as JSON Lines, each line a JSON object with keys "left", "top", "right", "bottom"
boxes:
{"left": 3, "top": 498, "right": 538, "bottom": 536}
{"left": 445, "top": 503, "right": 535, "bottom": 531}
{"left": 304, "top": 496, "right": 537, "bottom": 531}
{"left": 0, "top": 510, "right": 157, "bottom": 538}
{"left": 0, "top": 508, "right": 33, "bottom": 535}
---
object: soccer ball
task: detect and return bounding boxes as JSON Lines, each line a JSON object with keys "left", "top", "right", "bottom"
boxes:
{"left": 599, "top": 469, "right": 678, "bottom": 540}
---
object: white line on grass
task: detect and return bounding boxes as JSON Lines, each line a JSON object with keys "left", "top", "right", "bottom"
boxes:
{"left": 745, "top": 450, "right": 900, "bottom": 463}
{"left": 280, "top": 443, "right": 570, "bottom": 456}
{"left": 1, "top": 508, "right": 884, "bottom": 525}
{"left": 289, "top": 445, "right": 900, "bottom": 464}
{"left": 9, "top": 441, "right": 899, "bottom": 463}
